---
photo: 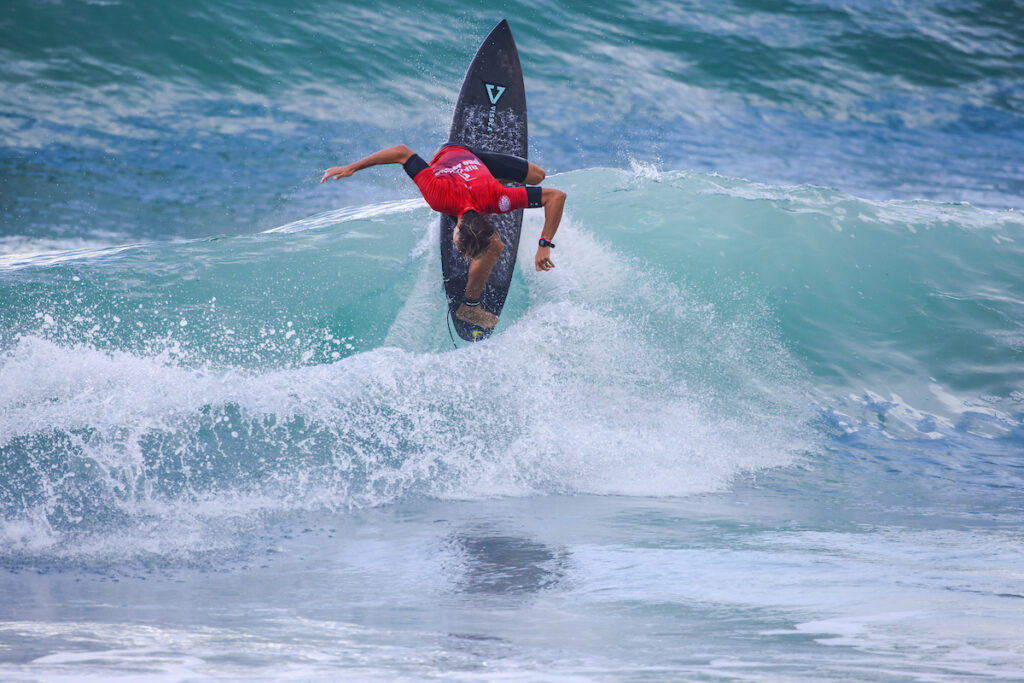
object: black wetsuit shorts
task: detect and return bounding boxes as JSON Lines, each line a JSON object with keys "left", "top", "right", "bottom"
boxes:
{"left": 438, "top": 143, "right": 542, "bottom": 208}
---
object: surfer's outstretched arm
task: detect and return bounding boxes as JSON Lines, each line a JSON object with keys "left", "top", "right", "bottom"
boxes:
{"left": 535, "top": 188, "right": 566, "bottom": 272}
{"left": 320, "top": 145, "right": 414, "bottom": 182}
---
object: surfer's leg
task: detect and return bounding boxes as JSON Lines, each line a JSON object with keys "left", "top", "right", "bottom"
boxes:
{"left": 455, "top": 233, "right": 502, "bottom": 329}
{"left": 524, "top": 162, "right": 545, "bottom": 185}
{"left": 469, "top": 148, "right": 534, "bottom": 184}
{"left": 463, "top": 234, "right": 503, "bottom": 300}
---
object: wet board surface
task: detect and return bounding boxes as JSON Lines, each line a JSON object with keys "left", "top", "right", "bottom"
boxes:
{"left": 441, "top": 19, "right": 527, "bottom": 342}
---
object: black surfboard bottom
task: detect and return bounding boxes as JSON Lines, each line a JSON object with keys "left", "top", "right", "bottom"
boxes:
{"left": 442, "top": 19, "right": 527, "bottom": 343}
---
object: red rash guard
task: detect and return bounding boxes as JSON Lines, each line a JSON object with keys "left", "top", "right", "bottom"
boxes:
{"left": 409, "top": 146, "right": 530, "bottom": 216}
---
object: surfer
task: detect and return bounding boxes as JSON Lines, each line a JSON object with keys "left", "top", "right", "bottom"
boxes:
{"left": 321, "top": 144, "right": 566, "bottom": 329}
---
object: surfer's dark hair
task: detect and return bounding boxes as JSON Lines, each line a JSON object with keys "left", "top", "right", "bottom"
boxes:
{"left": 456, "top": 212, "right": 495, "bottom": 259}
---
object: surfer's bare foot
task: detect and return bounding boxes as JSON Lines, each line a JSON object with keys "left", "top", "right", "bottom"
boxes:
{"left": 456, "top": 304, "right": 498, "bottom": 329}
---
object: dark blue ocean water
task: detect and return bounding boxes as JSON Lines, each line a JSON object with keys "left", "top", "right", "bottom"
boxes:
{"left": 1, "top": 2, "right": 1023, "bottom": 679}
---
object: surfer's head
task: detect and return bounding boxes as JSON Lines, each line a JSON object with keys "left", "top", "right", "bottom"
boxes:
{"left": 454, "top": 212, "right": 496, "bottom": 260}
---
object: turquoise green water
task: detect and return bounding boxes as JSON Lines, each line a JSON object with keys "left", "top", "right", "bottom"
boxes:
{"left": 2, "top": 2, "right": 1023, "bottom": 679}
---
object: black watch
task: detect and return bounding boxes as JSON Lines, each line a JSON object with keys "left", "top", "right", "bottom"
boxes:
{"left": 539, "top": 238, "right": 555, "bottom": 248}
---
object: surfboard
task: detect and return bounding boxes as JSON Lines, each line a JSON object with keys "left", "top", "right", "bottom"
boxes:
{"left": 441, "top": 19, "right": 527, "bottom": 342}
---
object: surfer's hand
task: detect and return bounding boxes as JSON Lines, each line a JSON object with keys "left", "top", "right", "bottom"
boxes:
{"left": 535, "top": 247, "right": 554, "bottom": 272}
{"left": 320, "top": 165, "right": 355, "bottom": 183}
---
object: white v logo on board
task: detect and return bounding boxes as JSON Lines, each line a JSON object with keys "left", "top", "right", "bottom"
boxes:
{"left": 485, "top": 83, "right": 506, "bottom": 105}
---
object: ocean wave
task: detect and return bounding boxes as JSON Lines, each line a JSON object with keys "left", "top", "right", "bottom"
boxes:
{"left": 2, "top": 166, "right": 1021, "bottom": 564}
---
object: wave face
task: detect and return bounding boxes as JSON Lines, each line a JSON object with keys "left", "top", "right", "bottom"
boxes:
{"left": 2, "top": 167, "right": 1022, "bottom": 566}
